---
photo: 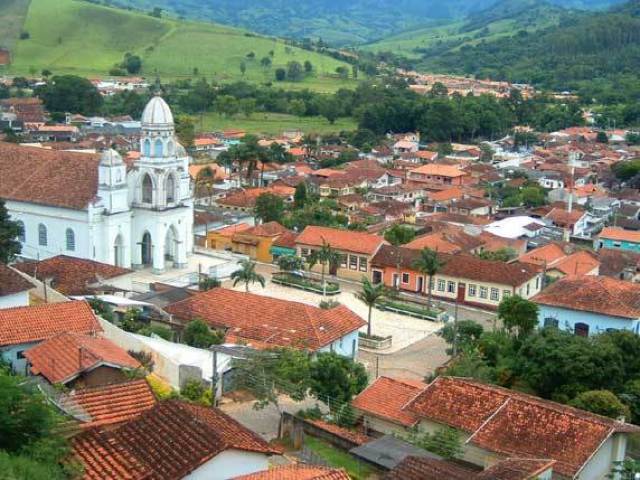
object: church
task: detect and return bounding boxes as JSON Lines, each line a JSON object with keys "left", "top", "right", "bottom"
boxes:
{"left": 0, "top": 96, "right": 194, "bottom": 274}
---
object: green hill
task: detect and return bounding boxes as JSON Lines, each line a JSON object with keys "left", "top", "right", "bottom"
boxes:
{"left": 362, "top": 0, "right": 568, "bottom": 58}
{"left": 4, "top": 0, "right": 356, "bottom": 92}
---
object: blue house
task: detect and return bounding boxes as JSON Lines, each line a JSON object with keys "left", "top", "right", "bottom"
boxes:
{"left": 595, "top": 227, "right": 640, "bottom": 253}
{"left": 533, "top": 276, "right": 640, "bottom": 336}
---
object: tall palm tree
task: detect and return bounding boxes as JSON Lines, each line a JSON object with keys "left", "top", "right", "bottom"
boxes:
{"left": 307, "top": 241, "right": 340, "bottom": 296}
{"left": 412, "top": 248, "right": 446, "bottom": 308}
{"left": 355, "top": 278, "right": 387, "bottom": 337}
{"left": 231, "top": 259, "right": 266, "bottom": 292}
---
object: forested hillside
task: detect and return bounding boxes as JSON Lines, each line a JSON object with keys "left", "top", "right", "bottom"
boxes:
{"left": 116, "top": 0, "right": 625, "bottom": 45}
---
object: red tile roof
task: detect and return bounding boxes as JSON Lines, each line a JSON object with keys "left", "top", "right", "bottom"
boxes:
{"left": 60, "top": 379, "right": 157, "bottom": 428}
{"left": 352, "top": 376, "right": 426, "bottom": 427}
{"left": 474, "top": 458, "right": 556, "bottom": 480}
{"left": 533, "top": 275, "right": 640, "bottom": 319}
{"left": 599, "top": 227, "right": 640, "bottom": 244}
{"left": 234, "top": 465, "right": 350, "bottom": 480}
{"left": 518, "top": 243, "right": 567, "bottom": 266}
{"left": 405, "top": 228, "right": 483, "bottom": 254}
{"left": 14, "top": 255, "right": 131, "bottom": 295}
{"left": 296, "top": 226, "right": 385, "bottom": 255}
{"left": 405, "top": 377, "right": 639, "bottom": 478}
{"left": 0, "top": 300, "right": 102, "bottom": 347}
{"left": 385, "top": 456, "right": 476, "bottom": 480}
{"left": 25, "top": 332, "right": 139, "bottom": 384}
{"left": 371, "top": 246, "right": 540, "bottom": 287}
{"left": 272, "top": 230, "right": 298, "bottom": 249}
{"left": 0, "top": 142, "right": 100, "bottom": 210}
{"left": 165, "top": 288, "right": 366, "bottom": 351}
{"left": 218, "top": 187, "right": 295, "bottom": 208}
{"left": 240, "top": 221, "right": 289, "bottom": 237}
{"left": 548, "top": 250, "right": 599, "bottom": 276}
{"left": 308, "top": 419, "right": 370, "bottom": 446}
{"left": 72, "top": 400, "right": 280, "bottom": 480}
{"left": 0, "top": 263, "right": 32, "bottom": 296}
{"left": 410, "top": 164, "right": 467, "bottom": 178}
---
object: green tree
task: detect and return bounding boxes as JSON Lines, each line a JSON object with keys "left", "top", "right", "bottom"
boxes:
{"left": 520, "top": 186, "right": 546, "bottom": 207}
{"left": 440, "top": 320, "right": 484, "bottom": 355}
{"left": 293, "top": 181, "right": 308, "bottom": 209}
{"left": 38, "top": 75, "right": 103, "bottom": 115}
{"left": 122, "top": 53, "right": 142, "bottom": 74}
{"left": 309, "top": 352, "right": 368, "bottom": 410}
{"left": 304, "top": 60, "right": 313, "bottom": 73}
{"left": 308, "top": 242, "right": 341, "bottom": 295}
{"left": 355, "top": 278, "right": 387, "bottom": 337}
{"left": 405, "top": 426, "right": 463, "bottom": 459}
{"left": 476, "top": 248, "right": 517, "bottom": 262}
{"left": 335, "top": 66, "right": 349, "bottom": 79}
{"left": 275, "top": 68, "right": 286, "bottom": 81}
{"left": 120, "top": 308, "right": 144, "bottom": 333}
{"left": 199, "top": 275, "right": 221, "bottom": 291}
{"left": 231, "top": 259, "right": 266, "bottom": 292}
{"left": 255, "top": 192, "right": 285, "bottom": 223}
{"left": 183, "top": 318, "right": 222, "bottom": 348}
{"left": 239, "top": 98, "right": 256, "bottom": 118}
{"left": 412, "top": 248, "right": 446, "bottom": 308}
{"left": 260, "top": 56, "right": 272, "bottom": 69}
{"left": 608, "top": 459, "right": 640, "bottom": 479}
{"left": 214, "top": 95, "right": 239, "bottom": 117}
{"left": 384, "top": 225, "right": 416, "bottom": 246}
{"left": 289, "top": 99, "right": 307, "bottom": 118}
{"left": 596, "top": 131, "right": 609, "bottom": 143}
{"left": 569, "top": 390, "right": 630, "bottom": 420}
{"left": 277, "top": 255, "right": 304, "bottom": 273}
{"left": 181, "top": 378, "right": 207, "bottom": 403}
{"left": 0, "top": 199, "right": 22, "bottom": 264}
{"left": 240, "top": 61, "right": 247, "bottom": 76}
{"left": 286, "top": 61, "right": 304, "bottom": 81}
{"left": 498, "top": 295, "right": 539, "bottom": 338}
{"left": 175, "top": 114, "right": 195, "bottom": 148}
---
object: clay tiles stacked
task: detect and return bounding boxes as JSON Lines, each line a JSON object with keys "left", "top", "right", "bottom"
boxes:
{"left": 60, "top": 379, "right": 157, "bottom": 429}
{"left": 72, "top": 401, "right": 281, "bottom": 480}
{"left": 233, "top": 465, "right": 350, "bottom": 480}
{"left": 0, "top": 300, "right": 101, "bottom": 347}
{"left": 164, "top": 288, "right": 366, "bottom": 351}
{"left": 15, "top": 255, "right": 132, "bottom": 296}
{"left": 25, "top": 332, "right": 139, "bottom": 384}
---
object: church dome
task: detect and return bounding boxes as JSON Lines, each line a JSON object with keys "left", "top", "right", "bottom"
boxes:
{"left": 141, "top": 95, "right": 174, "bottom": 127}
{"left": 100, "top": 148, "right": 123, "bottom": 166}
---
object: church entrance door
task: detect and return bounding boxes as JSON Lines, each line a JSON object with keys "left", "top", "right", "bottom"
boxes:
{"left": 141, "top": 232, "right": 152, "bottom": 266}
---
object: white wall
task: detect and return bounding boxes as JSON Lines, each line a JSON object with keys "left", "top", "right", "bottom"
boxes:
{"left": 320, "top": 330, "right": 359, "bottom": 359}
{"left": 183, "top": 450, "right": 269, "bottom": 480}
{"left": 578, "top": 435, "right": 617, "bottom": 480}
{"left": 0, "top": 290, "right": 29, "bottom": 309}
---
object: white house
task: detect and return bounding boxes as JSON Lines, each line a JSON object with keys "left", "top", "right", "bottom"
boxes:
{"left": 0, "top": 96, "right": 193, "bottom": 274}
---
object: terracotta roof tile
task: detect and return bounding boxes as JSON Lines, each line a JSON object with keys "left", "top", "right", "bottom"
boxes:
{"left": 234, "top": 465, "right": 350, "bottom": 480}
{"left": 0, "top": 142, "right": 99, "bottom": 210}
{"left": 60, "top": 379, "right": 157, "bottom": 428}
{"left": 599, "top": 227, "right": 640, "bottom": 243}
{"left": 372, "top": 246, "right": 540, "bottom": 287}
{"left": 218, "top": 187, "right": 294, "bottom": 208}
{"left": 405, "top": 377, "right": 639, "bottom": 478}
{"left": 240, "top": 221, "right": 289, "bottom": 237}
{"left": 72, "top": 400, "right": 280, "bottom": 480}
{"left": 405, "top": 228, "right": 483, "bottom": 254}
{"left": 0, "top": 300, "right": 102, "bottom": 346}
{"left": 410, "top": 164, "right": 466, "bottom": 177}
{"left": 474, "top": 458, "right": 556, "bottom": 480}
{"left": 0, "top": 263, "right": 32, "bottom": 296}
{"left": 25, "top": 332, "right": 139, "bottom": 384}
{"left": 14, "top": 255, "right": 131, "bottom": 296}
{"left": 272, "top": 230, "right": 298, "bottom": 249}
{"left": 385, "top": 456, "right": 476, "bottom": 480}
{"left": 549, "top": 250, "right": 599, "bottom": 276}
{"left": 352, "top": 376, "right": 426, "bottom": 427}
{"left": 165, "top": 288, "right": 366, "bottom": 351}
{"left": 296, "top": 226, "right": 385, "bottom": 256}
{"left": 308, "top": 419, "right": 370, "bottom": 445}
{"left": 533, "top": 275, "right": 640, "bottom": 318}
{"left": 518, "top": 243, "right": 567, "bottom": 266}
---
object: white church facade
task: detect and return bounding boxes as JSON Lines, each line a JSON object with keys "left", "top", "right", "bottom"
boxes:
{"left": 0, "top": 96, "right": 193, "bottom": 274}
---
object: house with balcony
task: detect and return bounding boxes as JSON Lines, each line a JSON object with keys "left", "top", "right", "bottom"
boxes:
{"left": 407, "top": 164, "right": 468, "bottom": 190}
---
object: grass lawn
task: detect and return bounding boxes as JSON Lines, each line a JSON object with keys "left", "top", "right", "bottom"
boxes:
{"left": 0, "top": 0, "right": 30, "bottom": 52}
{"left": 6, "top": 0, "right": 358, "bottom": 93}
{"left": 304, "top": 436, "right": 377, "bottom": 480}
{"left": 197, "top": 111, "right": 356, "bottom": 136}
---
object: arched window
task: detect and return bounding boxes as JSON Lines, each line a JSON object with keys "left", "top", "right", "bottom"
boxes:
{"left": 38, "top": 224, "right": 47, "bottom": 246}
{"left": 166, "top": 174, "right": 175, "bottom": 203}
{"left": 16, "top": 221, "right": 25, "bottom": 242}
{"left": 167, "top": 140, "right": 175, "bottom": 156}
{"left": 142, "top": 174, "right": 153, "bottom": 203}
{"left": 154, "top": 138, "right": 163, "bottom": 157}
{"left": 575, "top": 322, "right": 590, "bottom": 337}
{"left": 66, "top": 228, "right": 75, "bottom": 251}
{"left": 142, "top": 138, "right": 151, "bottom": 156}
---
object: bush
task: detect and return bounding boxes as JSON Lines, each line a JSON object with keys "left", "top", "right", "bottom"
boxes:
{"left": 183, "top": 319, "right": 223, "bottom": 348}
{"left": 319, "top": 299, "right": 340, "bottom": 309}
{"left": 569, "top": 390, "right": 630, "bottom": 420}
{"left": 297, "top": 404, "right": 323, "bottom": 420}
{"left": 138, "top": 325, "right": 173, "bottom": 341}
{"left": 19, "top": 31, "right": 30, "bottom": 40}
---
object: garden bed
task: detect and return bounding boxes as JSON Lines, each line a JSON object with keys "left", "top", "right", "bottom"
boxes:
{"left": 272, "top": 272, "right": 341, "bottom": 295}
{"left": 376, "top": 300, "right": 445, "bottom": 321}
{"left": 358, "top": 332, "right": 392, "bottom": 350}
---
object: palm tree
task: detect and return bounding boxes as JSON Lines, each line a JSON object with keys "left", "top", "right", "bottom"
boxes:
{"left": 307, "top": 241, "right": 340, "bottom": 296}
{"left": 355, "top": 278, "right": 387, "bottom": 337}
{"left": 412, "top": 248, "right": 446, "bottom": 308}
{"left": 231, "top": 259, "right": 266, "bottom": 292}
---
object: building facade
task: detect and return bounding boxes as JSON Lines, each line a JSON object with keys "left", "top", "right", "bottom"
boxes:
{"left": 2, "top": 96, "right": 193, "bottom": 274}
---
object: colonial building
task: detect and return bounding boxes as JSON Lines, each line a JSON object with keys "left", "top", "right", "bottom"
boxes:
{"left": 0, "top": 96, "right": 193, "bottom": 273}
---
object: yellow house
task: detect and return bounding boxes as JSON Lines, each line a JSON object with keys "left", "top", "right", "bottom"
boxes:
{"left": 206, "top": 223, "right": 252, "bottom": 251}
{"left": 231, "top": 222, "right": 291, "bottom": 263}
